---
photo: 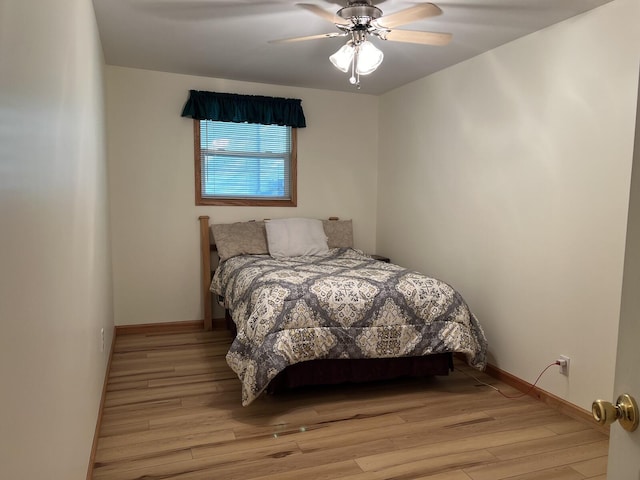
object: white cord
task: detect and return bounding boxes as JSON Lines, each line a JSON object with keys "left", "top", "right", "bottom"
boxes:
{"left": 458, "top": 362, "right": 559, "bottom": 400}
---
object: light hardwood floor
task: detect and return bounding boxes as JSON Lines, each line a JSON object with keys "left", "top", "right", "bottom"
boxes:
{"left": 92, "top": 330, "right": 608, "bottom": 480}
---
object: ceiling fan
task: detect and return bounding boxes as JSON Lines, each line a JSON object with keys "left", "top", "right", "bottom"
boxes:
{"left": 270, "top": 1, "right": 452, "bottom": 88}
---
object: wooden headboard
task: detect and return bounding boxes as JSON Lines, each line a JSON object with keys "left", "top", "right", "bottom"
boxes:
{"left": 198, "top": 215, "right": 214, "bottom": 330}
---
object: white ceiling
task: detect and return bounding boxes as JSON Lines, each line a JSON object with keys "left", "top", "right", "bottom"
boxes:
{"left": 93, "top": 0, "right": 612, "bottom": 95}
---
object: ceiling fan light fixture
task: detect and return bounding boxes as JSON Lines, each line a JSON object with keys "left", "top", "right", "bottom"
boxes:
{"left": 329, "top": 41, "right": 355, "bottom": 72}
{"left": 276, "top": 1, "right": 452, "bottom": 88}
{"left": 355, "top": 40, "right": 383, "bottom": 75}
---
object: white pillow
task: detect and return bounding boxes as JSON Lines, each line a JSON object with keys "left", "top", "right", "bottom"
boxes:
{"left": 265, "top": 218, "right": 329, "bottom": 259}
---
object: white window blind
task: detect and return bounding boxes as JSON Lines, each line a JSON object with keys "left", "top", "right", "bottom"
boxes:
{"left": 199, "top": 120, "right": 292, "bottom": 201}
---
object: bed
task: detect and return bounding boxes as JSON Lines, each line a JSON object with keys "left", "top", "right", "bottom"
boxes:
{"left": 198, "top": 216, "right": 487, "bottom": 406}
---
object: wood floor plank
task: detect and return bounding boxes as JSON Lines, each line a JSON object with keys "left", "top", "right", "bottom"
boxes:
{"left": 398, "top": 393, "right": 544, "bottom": 424}
{"left": 544, "top": 418, "right": 595, "bottom": 435}
{"left": 107, "top": 364, "right": 176, "bottom": 377}
{"left": 463, "top": 440, "right": 609, "bottom": 480}
{"left": 176, "top": 440, "right": 389, "bottom": 480}
{"left": 412, "top": 471, "right": 475, "bottom": 480}
{"left": 247, "top": 459, "right": 363, "bottom": 480}
{"left": 93, "top": 450, "right": 194, "bottom": 480}
{"left": 487, "top": 429, "right": 607, "bottom": 460}
{"left": 335, "top": 468, "right": 475, "bottom": 480}
{"left": 97, "top": 420, "right": 149, "bottom": 438}
{"left": 237, "top": 413, "right": 407, "bottom": 453}
{"left": 146, "top": 407, "right": 251, "bottom": 430}
{"left": 91, "top": 331, "right": 609, "bottom": 480}
{"left": 147, "top": 371, "right": 235, "bottom": 387}
{"left": 490, "top": 465, "right": 585, "bottom": 480}
{"left": 95, "top": 429, "right": 236, "bottom": 463}
{"left": 97, "top": 418, "right": 234, "bottom": 450}
{"left": 175, "top": 459, "right": 363, "bottom": 480}
{"left": 101, "top": 398, "right": 183, "bottom": 425}
{"left": 570, "top": 455, "right": 608, "bottom": 477}
{"left": 295, "top": 412, "right": 490, "bottom": 452}
{"left": 390, "top": 409, "right": 568, "bottom": 451}
{"left": 103, "top": 381, "right": 221, "bottom": 408}
{"left": 95, "top": 441, "right": 300, "bottom": 480}
{"left": 191, "top": 435, "right": 302, "bottom": 460}
{"left": 356, "top": 426, "right": 556, "bottom": 472}
{"left": 361, "top": 450, "right": 497, "bottom": 479}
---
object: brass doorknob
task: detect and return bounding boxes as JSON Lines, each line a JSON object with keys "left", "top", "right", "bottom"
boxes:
{"left": 592, "top": 394, "right": 639, "bottom": 432}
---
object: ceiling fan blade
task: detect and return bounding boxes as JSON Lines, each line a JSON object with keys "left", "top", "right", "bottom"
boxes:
{"left": 384, "top": 29, "right": 452, "bottom": 46}
{"left": 269, "top": 32, "right": 346, "bottom": 44}
{"left": 376, "top": 3, "right": 442, "bottom": 29}
{"left": 296, "top": 3, "right": 346, "bottom": 25}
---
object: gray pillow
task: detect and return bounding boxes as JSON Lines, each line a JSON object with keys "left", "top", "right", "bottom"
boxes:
{"left": 323, "top": 219, "right": 353, "bottom": 248}
{"left": 211, "top": 221, "right": 268, "bottom": 261}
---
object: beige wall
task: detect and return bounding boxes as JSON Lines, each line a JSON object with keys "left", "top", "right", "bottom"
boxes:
{"left": 106, "top": 67, "right": 379, "bottom": 325}
{"left": 0, "top": 0, "right": 113, "bottom": 479}
{"left": 377, "top": 0, "right": 640, "bottom": 410}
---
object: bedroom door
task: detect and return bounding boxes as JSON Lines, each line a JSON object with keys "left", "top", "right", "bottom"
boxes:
{"left": 604, "top": 67, "right": 640, "bottom": 479}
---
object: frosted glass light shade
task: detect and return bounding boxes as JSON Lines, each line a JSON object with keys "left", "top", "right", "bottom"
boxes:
{"left": 356, "top": 40, "right": 383, "bottom": 75}
{"left": 329, "top": 43, "right": 355, "bottom": 72}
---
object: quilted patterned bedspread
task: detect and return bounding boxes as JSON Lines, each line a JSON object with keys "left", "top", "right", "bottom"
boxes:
{"left": 211, "top": 248, "right": 487, "bottom": 405}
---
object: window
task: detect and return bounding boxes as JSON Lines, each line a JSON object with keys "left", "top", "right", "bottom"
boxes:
{"left": 194, "top": 120, "right": 297, "bottom": 206}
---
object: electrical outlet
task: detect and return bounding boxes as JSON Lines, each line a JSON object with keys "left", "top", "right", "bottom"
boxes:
{"left": 100, "top": 328, "right": 105, "bottom": 353}
{"left": 558, "top": 355, "right": 570, "bottom": 376}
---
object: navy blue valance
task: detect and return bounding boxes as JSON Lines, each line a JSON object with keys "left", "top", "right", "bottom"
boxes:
{"left": 181, "top": 90, "right": 306, "bottom": 128}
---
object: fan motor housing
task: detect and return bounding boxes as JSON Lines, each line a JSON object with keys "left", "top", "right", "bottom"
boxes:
{"left": 337, "top": 3, "right": 382, "bottom": 25}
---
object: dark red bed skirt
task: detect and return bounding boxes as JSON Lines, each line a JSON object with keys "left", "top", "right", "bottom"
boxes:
{"left": 266, "top": 353, "right": 454, "bottom": 394}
